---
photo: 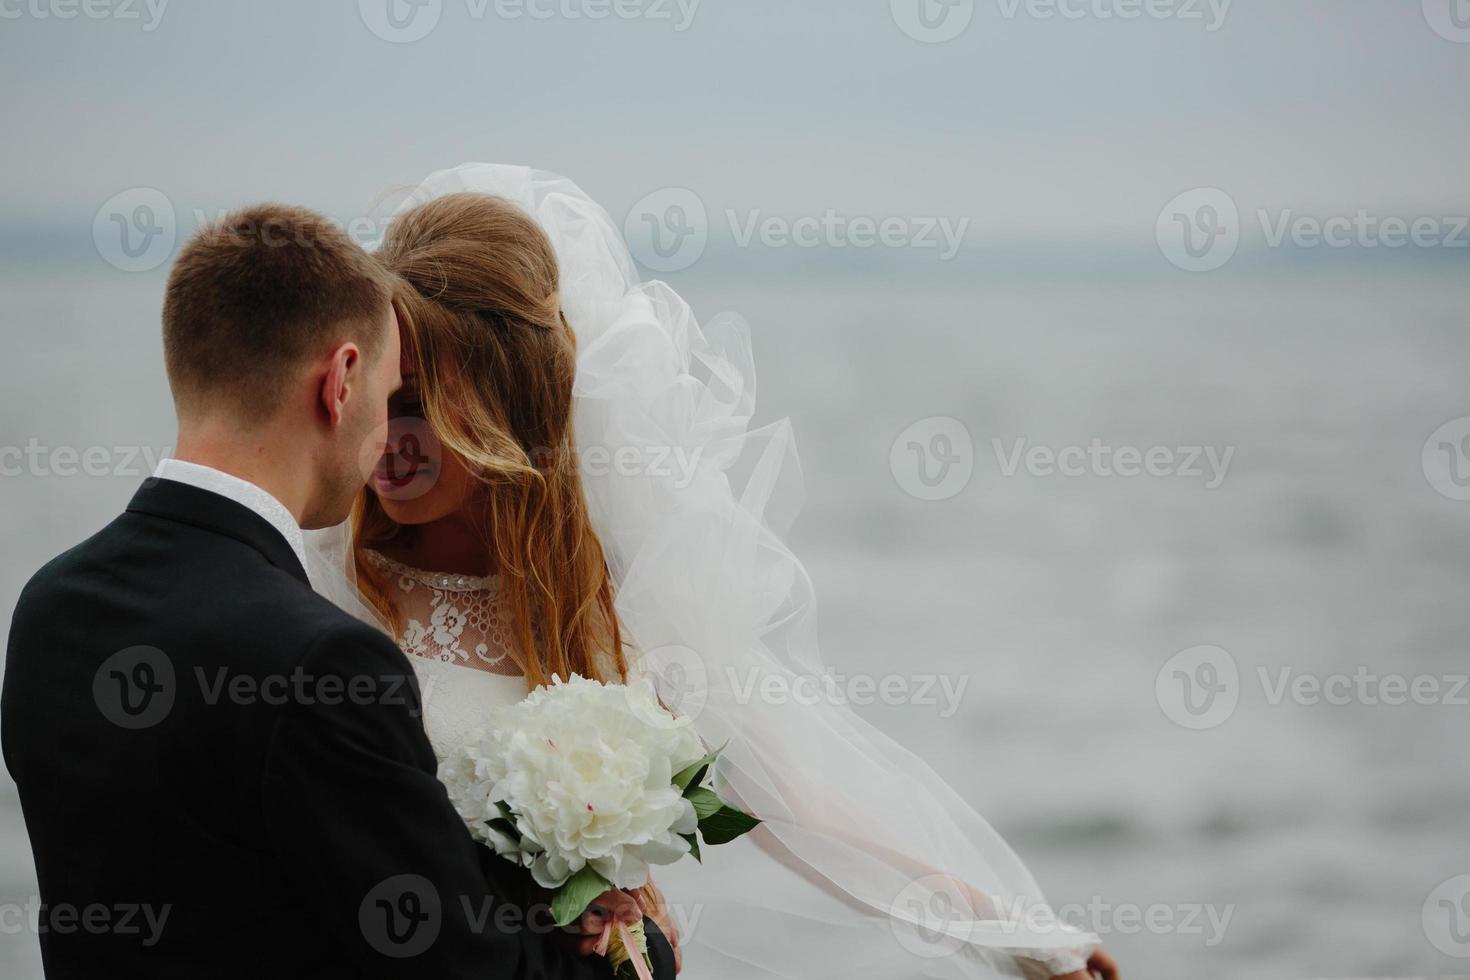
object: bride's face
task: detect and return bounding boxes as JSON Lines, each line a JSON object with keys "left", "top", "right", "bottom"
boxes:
{"left": 368, "top": 371, "right": 478, "bottom": 526}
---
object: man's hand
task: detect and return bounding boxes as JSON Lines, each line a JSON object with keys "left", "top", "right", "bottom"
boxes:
{"left": 1053, "top": 947, "right": 1119, "bottom": 980}
{"left": 566, "top": 888, "right": 642, "bottom": 956}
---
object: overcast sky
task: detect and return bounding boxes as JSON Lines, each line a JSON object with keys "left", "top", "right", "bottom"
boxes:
{"left": 3, "top": 0, "right": 1468, "bottom": 244}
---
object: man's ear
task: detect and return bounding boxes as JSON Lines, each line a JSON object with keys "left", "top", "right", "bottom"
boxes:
{"left": 320, "top": 342, "right": 361, "bottom": 429}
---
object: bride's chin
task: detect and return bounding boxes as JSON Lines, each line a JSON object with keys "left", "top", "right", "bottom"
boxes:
{"left": 372, "top": 493, "right": 433, "bottom": 526}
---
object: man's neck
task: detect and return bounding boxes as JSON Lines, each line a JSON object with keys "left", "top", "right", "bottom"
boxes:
{"left": 173, "top": 424, "right": 313, "bottom": 527}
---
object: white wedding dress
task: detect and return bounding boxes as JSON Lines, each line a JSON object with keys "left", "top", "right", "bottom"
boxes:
{"left": 309, "top": 164, "right": 1096, "bottom": 980}
{"left": 363, "top": 548, "right": 1089, "bottom": 980}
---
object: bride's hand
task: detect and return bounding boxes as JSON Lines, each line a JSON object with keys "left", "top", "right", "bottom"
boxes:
{"left": 635, "top": 878, "right": 682, "bottom": 974}
{"left": 568, "top": 888, "right": 642, "bottom": 956}
{"left": 1052, "top": 947, "right": 1119, "bottom": 980}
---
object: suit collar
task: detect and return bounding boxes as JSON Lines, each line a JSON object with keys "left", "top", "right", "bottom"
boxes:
{"left": 126, "top": 478, "right": 312, "bottom": 586}
{"left": 150, "top": 458, "right": 307, "bottom": 569}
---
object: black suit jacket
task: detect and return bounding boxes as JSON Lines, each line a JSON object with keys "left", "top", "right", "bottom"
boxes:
{"left": 3, "top": 478, "right": 673, "bottom": 979}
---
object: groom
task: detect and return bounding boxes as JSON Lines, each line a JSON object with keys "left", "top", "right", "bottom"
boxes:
{"left": 2, "top": 205, "right": 672, "bottom": 978}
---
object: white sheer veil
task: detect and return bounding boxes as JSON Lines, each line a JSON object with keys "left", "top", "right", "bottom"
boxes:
{"left": 308, "top": 164, "right": 1095, "bottom": 979}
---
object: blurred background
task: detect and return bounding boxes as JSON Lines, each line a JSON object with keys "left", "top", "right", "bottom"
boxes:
{"left": 3, "top": 2, "right": 1469, "bottom": 977}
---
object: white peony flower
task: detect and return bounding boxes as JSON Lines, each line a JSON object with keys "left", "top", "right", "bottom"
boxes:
{"left": 439, "top": 674, "right": 707, "bottom": 890}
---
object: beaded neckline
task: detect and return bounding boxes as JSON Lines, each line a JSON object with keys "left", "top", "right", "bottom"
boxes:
{"left": 364, "top": 550, "right": 498, "bottom": 593}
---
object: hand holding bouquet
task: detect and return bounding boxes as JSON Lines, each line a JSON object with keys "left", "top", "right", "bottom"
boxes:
{"left": 440, "top": 674, "right": 760, "bottom": 978}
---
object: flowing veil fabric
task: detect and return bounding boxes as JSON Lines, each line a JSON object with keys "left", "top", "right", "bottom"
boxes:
{"left": 309, "top": 164, "right": 1095, "bottom": 979}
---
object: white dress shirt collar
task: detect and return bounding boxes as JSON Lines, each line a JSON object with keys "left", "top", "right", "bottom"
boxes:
{"left": 151, "top": 458, "right": 308, "bottom": 571}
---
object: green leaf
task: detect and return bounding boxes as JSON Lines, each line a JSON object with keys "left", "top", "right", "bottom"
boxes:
{"left": 672, "top": 747, "right": 722, "bottom": 793}
{"left": 680, "top": 831, "right": 701, "bottom": 863}
{"left": 685, "top": 786, "right": 723, "bottom": 821}
{"left": 698, "top": 803, "right": 762, "bottom": 846}
{"left": 483, "top": 817, "right": 520, "bottom": 842}
{"left": 483, "top": 801, "right": 522, "bottom": 844}
{"left": 551, "top": 865, "right": 612, "bottom": 927}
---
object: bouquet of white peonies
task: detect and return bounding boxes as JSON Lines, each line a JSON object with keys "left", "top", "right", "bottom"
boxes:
{"left": 439, "top": 674, "right": 760, "bottom": 978}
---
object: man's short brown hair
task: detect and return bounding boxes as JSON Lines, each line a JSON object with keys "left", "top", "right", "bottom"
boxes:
{"left": 162, "top": 204, "right": 395, "bottom": 424}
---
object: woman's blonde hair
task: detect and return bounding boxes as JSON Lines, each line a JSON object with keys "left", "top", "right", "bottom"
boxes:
{"left": 353, "top": 192, "right": 627, "bottom": 688}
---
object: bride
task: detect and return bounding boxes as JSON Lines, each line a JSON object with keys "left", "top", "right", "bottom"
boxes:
{"left": 310, "top": 164, "right": 1117, "bottom": 980}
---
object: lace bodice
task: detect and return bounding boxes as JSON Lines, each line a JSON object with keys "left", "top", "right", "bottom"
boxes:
{"left": 364, "top": 550, "right": 522, "bottom": 675}
{"left": 364, "top": 550, "right": 529, "bottom": 758}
